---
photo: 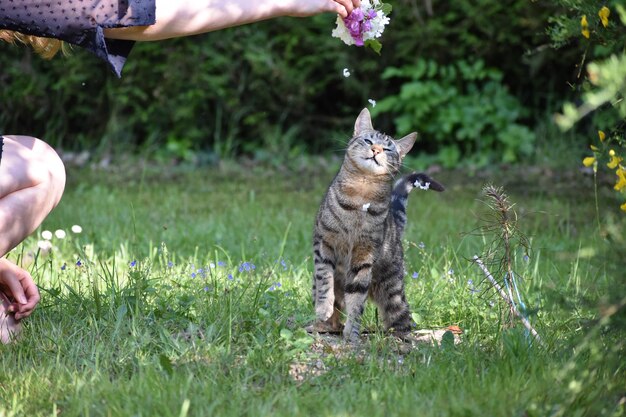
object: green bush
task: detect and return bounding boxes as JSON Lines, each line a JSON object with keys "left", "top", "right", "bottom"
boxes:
{"left": 374, "top": 60, "right": 535, "bottom": 167}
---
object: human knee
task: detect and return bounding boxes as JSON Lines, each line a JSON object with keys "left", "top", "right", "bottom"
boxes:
{"left": 29, "top": 138, "right": 66, "bottom": 206}
{"left": 38, "top": 139, "right": 66, "bottom": 205}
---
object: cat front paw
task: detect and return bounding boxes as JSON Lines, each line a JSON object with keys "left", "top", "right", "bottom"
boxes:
{"left": 315, "top": 301, "right": 334, "bottom": 322}
{"left": 342, "top": 321, "right": 361, "bottom": 343}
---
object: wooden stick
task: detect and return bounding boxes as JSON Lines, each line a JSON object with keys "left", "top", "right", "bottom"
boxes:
{"left": 473, "top": 255, "right": 544, "bottom": 347}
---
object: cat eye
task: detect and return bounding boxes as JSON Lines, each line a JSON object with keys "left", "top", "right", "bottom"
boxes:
{"left": 363, "top": 138, "right": 373, "bottom": 145}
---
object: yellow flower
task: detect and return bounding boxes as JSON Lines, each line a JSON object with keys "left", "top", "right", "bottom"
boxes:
{"left": 598, "top": 130, "right": 606, "bottom": 142}
{"left": 581, "top": 15, "right": 590, "bottom": 38}
{"left": 621, "top": 202, "right": 626, "bottom": 212}
{"left": 599, "top": 6, "right": 610, "bottom": 28}
{"left": 615, "top": 167, "right": 626, "bottom": 191}
{"left": 583, "top": 156, "right": 596, "bottom": 167}
{"left": 590, "top": 144, "right": 599, "bottom": 151}
{"left": 607, "top": 150, "right": 623, "bottom": 169}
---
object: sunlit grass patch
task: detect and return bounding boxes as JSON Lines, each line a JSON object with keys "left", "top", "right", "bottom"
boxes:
{"left": 1, "top": 164, "right": 624, "bottom": 416}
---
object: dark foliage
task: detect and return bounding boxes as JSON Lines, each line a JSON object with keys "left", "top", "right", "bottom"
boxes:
{"left": 0, "top": 1, "right": 582, "bottom": 164}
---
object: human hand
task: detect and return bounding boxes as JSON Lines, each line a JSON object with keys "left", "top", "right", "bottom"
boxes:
{"left": 0, "top": 258, "right": 40, "bottom": 320}
{"left": 285, "top": 0, "right": 361, "bottom": 19}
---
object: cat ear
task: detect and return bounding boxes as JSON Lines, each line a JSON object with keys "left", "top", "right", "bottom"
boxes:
{"left": 395, "top": 133, "right": 417, "bottom": 158}
{"left": 354, "top": 108, "right": 374, "bottom": 136}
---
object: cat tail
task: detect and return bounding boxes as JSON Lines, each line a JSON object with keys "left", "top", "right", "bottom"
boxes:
{"left": 390, "top": 172, "right": 445, "bottom": 232}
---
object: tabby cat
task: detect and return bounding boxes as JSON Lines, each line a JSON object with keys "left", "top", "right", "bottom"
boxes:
{"left": 312, "top": 108, "right": 444, "bottom": 341}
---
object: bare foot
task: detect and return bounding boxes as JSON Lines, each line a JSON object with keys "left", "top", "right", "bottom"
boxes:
{"left": 0, "top": 292, "right": 22, "bottom": 344}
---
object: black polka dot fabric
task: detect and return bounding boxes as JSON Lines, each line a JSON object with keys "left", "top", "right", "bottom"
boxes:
{"left": 0, "top": 0, "right": 156, "bottom": 77}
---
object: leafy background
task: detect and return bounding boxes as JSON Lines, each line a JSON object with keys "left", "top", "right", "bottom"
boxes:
{"left": 1, "top": 0, "right": 612, "bottom": 167}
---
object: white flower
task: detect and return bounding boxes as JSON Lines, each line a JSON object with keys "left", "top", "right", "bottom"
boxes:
{"left": 332, "top": 15, "right": 355, "bottom": 46}
{"left": 368, "top": 99, "right": 377, "bottom": 107}
{"left": 343, "top": 68, "right": 351, "bottom": 77}
{"left": 54, "top": 229, "right": 66, "bottom": 239}
{"left": 414, "top": 180, "right": 431, "bottom": 190}
{"left": 362, "top": 203, "right": 371, "bottom": 211}
{"left": 364, "top": 10, "right": 390, "bottom": 39}
{"left": 41, "top": 230, "right": 53, "bottom": 240}
{"left": 71, "top": 225, "right": 83, "bottom": 234}
{"left": 37, "top": 240, "right": 53, "bottom": 251}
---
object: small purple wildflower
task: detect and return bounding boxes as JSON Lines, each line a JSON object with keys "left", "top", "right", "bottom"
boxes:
{"left": 342, "top": 8, "right": 370, "bottom": 46}
{"left": 280, "top": 259, "right": 287, "bottom": 270}
{"left": 448, "top": 268, "right": 455, "bottom": 275}
{"left": 523, "top": 255, "right": 530, "bottom": 262}
{"left": 467, "top": 279, "right": 474, "bottom": 286}
{"left": 418, "top": 242, "right": 426, "bottom": 249}
{"left": 411, "top": 271, "right": 419, "bottom": 279}
{"left": 61, "top": 263, "right": 67, "bottom": 271}
{"left": 76, "top": 259, "right": 82, "bottom": 267}
{"left": 167, "top": 261, "right": 174, "bottom": 268}
{"left": 191, "top": 272, "right": 197, "bottom": 279}
{"left": 217, "top": 261, "right": 226, "bottom": 267}
{"left": 239, "top": 262, "right": 256, "bottom": 272}
{"left": 227, "top": 274, "right": 234, "bottom": 281}
{"left": 130, "top": 260, "right": 137, "bottom": 268}
{"left": 203, "top": 286, "right": 210, "bottom": 292}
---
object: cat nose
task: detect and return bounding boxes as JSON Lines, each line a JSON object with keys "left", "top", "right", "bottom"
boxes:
{"left": 371, "top": 144, "right": 383, "bottom": 156}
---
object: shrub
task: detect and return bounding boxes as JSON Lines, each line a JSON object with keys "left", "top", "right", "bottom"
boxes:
{"left": 373, "top": 60, "right": 535, "bottom": 167}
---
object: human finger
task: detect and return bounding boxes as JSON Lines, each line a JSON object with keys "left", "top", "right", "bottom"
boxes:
{"left": 333, "top": 0, "right": 354, "bottom": 18}
{"left": 14, "top": 270, "right": 40, "bottom": 319}
{"left": 0, "top": 268, "right": 28, "bottom": 306}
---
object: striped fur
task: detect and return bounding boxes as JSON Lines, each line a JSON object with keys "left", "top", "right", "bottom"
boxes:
{"left": 312, "top": 109, "right": 444, "bottom": 341}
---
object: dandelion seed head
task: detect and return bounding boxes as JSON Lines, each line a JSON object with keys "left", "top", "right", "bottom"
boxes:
{"left": 37, "top": 240, "right": 53, "bottom": 251}
{"left": 343, "top": 68, "right": 351, "bottom": 77}
{"left": 54, "top": 229, "right": 66, "bottom": 239}
{"left": 41, "top": 230, "right": 53, "bottom": 240}
{"left": 71, "top": 225, "right": 83, "bottom": 234}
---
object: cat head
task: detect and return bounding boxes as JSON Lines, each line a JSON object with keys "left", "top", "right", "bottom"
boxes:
{"left": 345, "top": 108, "right": 417, "bottom": 176}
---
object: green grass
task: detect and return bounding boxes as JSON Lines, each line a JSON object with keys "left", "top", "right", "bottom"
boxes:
{"left": 1, "top": 160, "right": 625, "bottom": 417}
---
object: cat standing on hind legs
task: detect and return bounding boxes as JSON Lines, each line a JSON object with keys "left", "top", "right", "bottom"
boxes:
{"left": 311, "top": 108, "right": 444, "bottom": 342}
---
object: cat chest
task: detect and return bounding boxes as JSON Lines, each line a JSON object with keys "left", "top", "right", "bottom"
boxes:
{"left": 320, "top": 201, "right": 387, "bottom": 242}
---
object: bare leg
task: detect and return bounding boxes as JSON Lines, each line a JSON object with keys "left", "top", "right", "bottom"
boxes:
{"left": 0, "top": 135, "right": 66, "bottom": 342}
{"left": 0, "top": 136, "right": 66, "bottom": 256}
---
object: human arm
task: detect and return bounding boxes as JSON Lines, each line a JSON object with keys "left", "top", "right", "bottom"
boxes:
{"left": 103, "top": 0, "right": 361, "bottom": 41}
{"left": 0, "top": 258, "right": 40, "bottom": 320}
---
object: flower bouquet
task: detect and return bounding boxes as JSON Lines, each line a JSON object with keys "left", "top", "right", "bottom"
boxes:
{"left": 331, "top": 0, "right": 392, "bottom": 54}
